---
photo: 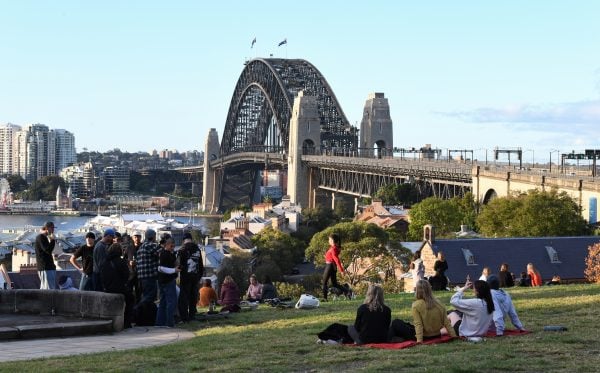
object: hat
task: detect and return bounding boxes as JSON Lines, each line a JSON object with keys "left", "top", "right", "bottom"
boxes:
{"left": 133, "top": 230, "right": 142, "bottom": 236}
{"left": 486, "top": 274, "right": 500, "bottom": 290}
{"left": 104, "top": 228, "right": 116, "bottom": 237}
{"left": 183, "top": 232, "right": 193, "bottom": 241}
{"left": 44, "top": 221, "right": 55, "bottom": 228}
{"left": 114, "top": 231, "right": 122, "bottom": 238}
{"left": 85, "top": 232, "right": 96, "bottom": 240}
{"left": 145, "top": 229, "right": 156, "bottom": 239}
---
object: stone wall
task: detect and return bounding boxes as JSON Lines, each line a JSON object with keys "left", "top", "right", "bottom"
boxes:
{"left": 0, "top": 289, "right": 125, "bottom": 332}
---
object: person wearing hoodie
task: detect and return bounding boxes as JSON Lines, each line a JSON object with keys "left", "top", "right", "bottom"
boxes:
{"left": 177, "top": 232, "right": 203, "bottom": 322}
{"left": 101, "top": 243, "right": 134, "bottom": 328}
{"left": 486, "top": 275, "right": 525, "bottom": 336}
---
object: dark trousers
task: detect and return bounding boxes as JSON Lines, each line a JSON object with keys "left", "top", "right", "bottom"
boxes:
{"left": 178, "top": 274, "right": 200, "bottom": 321}
{"left": 322, "top": 263, "right": 345, "bottom": 300}
{"left": 140, "top": 277, "right": 158, "bottom": 304}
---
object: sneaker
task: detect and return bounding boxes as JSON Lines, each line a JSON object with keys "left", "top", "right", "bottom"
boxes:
{"left": 466, "top": 337, "right": 483, "bottom": 343}
{"left": 316, "top": 339, "right": 324, "bottom": 344}
{"left": 325, "top": 339, "right": 340, "bottom": 345}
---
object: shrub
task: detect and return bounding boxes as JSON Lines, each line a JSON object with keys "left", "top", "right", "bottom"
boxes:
{"left": 585, "top": 243, "right": 600, "bottom": 283}
{"left": 276, "top": 282, "right": 305, "bottom": 299}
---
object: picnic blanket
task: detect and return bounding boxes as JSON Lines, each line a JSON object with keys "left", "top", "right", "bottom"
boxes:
{"left": 351, "top": 329, "right": 531, "bottom": 350}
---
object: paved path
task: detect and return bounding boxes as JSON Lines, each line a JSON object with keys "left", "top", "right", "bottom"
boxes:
{"left": 0, "top": 326, "right": 195, "bottom": 362}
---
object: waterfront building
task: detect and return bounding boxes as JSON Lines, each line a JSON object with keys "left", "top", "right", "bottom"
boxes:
{"left": 102, "top": 165, "right": 130, "bottom": 195}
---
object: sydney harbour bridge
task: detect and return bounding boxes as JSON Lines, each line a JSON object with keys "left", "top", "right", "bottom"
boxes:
{"left": 190, "top": 57, "right": 600, "bottom": 221}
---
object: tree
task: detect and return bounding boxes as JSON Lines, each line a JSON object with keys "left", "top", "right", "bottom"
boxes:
{"left": 305, "top": 221, "right": 404, "bottom": 285}
{"left": 5, "top": 174, "right": 28, "bottom": 193}
{"left": 21, "top": 176, "right": 66, "bottom": 201}
{"left": 251, "top": 227, "right": 305, "bottom": 279}
{"left": 407, "top": 197, "right": 466, "bottom": 240}
{"left": 584, "top": 243, "right": 600, "bottom": 283}
{"left": 476, "top": 189, "right": 590, "bottom": 237}
{"left": 374, "top": 183, "right": 419, "bottom": 206}
{"left": 302, "top": 205, "right": 337, "bottom": 231}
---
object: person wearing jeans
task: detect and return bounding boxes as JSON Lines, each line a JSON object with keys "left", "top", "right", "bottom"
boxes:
{"left": 155, "top": 238, "right": 180, "bottom": 327}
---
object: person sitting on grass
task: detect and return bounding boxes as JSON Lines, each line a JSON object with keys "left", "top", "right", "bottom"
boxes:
{"left": 448, "top": 279, "right": 495, "bottom": 338}
{"left": 198, "top": 278, "right": 218, "bottom": 308}
{"left": 389, "top": 280, "right": 456, "bottom": 343}
{"left": 219, "top": 275, "right": 241, "bottom": 312}
{"left": 261, "top": 275, "right": 278, "bottom": 301}
{"left": 245, "top": 274, "right": 262, "bottom": 302}
{"left": 347, "top": 284, "right": 391, "bottom": 345}
{"left": 486, "top": 275, "right": 525, "bottom": 336}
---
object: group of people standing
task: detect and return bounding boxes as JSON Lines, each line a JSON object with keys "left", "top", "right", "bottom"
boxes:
{"left": 34, "top": 222, "right": 204, "bottom": 328}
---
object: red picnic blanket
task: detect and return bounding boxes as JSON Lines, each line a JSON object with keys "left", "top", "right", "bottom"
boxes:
{"left": 354, "top": 329, "right": 531, "bottom": 350}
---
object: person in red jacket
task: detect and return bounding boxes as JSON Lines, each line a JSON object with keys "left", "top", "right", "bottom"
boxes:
{"left": 527, "top": 263, "right": 542, "bottom": 287}
{"left": 322, "top": 233, "right": 349, "bottom": 301}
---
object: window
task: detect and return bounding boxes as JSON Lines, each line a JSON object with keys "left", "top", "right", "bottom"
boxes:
{"left": 461, "top": 248, "right": 476, "bottom": 265}
{"left": 545, "top": 246, "right": 561, "bottom": 263}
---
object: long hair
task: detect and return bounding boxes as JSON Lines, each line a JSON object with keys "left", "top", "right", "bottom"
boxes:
{"left": 364, "top": 284, "right": 385, "bottom": 312}
{"left": 415, "top": 280, "right": 443, "bottom": 310}
{"left": 474, "top": 280, "right": 495, "bottom": 314}
{"left": 329, "top": 233, "right": 341, "bottom": 247}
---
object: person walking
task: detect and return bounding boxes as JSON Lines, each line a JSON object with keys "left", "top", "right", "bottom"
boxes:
{"left": 322, "top": 233, "right": 348, "bottom": 301}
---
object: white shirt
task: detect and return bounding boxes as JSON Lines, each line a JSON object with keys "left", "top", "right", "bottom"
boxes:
{"left": 450, "top": 289, "right": 493, "bottom": 337}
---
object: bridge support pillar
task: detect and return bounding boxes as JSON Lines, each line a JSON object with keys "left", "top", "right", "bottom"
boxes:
{"left": 331, "top": 192, "right": 336, "bottom": 210}
{"left": 354, "top": 197, "right": 359, "bottom": 213}
{"left": 201, "top": 128, "right": 220, "bottom": 213}
{"left": 287, "top": 91, "right": 321, "bottom": 210}
{"left": 360, "top": 93, "right": 393, "bottom": 157}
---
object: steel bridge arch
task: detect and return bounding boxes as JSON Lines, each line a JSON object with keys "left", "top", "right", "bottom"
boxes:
{"left": 220, "top": 58, "right": 356, "bottom": 156}
{"left": 217, "top": 58, "right": 358, "bottom": 210}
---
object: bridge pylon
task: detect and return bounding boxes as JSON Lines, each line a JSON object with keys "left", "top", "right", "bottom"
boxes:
{"left": 201, "top": 128, "right": 220, "bottom": 213}
{"left": 287, "top": 91, "right": 321, "bottom": 210}
{"left": 360, "top": 92, "right": 393, "bottom": 157}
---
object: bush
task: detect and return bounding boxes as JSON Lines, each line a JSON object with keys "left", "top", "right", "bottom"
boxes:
{"left": 585, "top": 243, "right": 600, "bottom": 283}
{"left": 301, "top": 273, "right": 322, "bottom": 293}
{"left": 276, "top": 282, "right": 306, "bottom": 299}
{"left": 349, "top": 277, "right": 405, "bottom": 299}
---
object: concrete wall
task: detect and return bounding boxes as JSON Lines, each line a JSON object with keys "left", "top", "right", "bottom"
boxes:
{"left": 0, "top": 289, "right": 125, "bottom": 332}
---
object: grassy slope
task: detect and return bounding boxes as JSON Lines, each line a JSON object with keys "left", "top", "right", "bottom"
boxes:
{"left": 2, "top": 284, "right": 599, "bottom": 372}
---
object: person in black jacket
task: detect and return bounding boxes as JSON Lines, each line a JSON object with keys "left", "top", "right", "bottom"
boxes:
{"left": 101, "top": 243, "right": 134, "bottom": 328}
{"left": 177, "top": 233, "right": 203, "bottom": 322}
{"left": 156, "top": 238, "right": 180, "bottom": 327}
{"left": 34, "top": 221, "right": 57, "bottom": 289}
{"left": 498, "top": 263, "right": 515, "bottom": 288}
{"left": 347, "top": 284, "right": 391, "bottom": 344}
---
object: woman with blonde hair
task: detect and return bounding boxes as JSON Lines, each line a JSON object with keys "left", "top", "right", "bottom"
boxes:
{"left": 389, "top": 280, "right": 457, "bottom": 342}
{"left": 219, "top": 275, "right": 241, "bottom": 312}
{"left": 347, "top": 284, "right": 391, "bottom": 344}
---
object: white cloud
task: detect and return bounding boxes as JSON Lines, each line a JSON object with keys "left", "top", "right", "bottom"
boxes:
{"left": 438, "top": 100, "right": 600, "bottom": 125}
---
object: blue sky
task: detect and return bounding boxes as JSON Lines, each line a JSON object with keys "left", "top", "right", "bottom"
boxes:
{"left": 1, "top": 1, "right": 599, "bottom": 163}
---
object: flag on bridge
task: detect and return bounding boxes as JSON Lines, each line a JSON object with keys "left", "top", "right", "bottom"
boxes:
{"left": 251, "top": 37, "right": 256, "bottom": 48}
{"left": 278, "top": 38, "right": 287, "bottom": 47}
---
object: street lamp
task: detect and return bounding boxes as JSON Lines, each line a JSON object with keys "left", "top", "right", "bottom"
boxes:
{"left": 525, "top": 149, "right": 535, "bottom": 168}
{"left": 549, "top": 149, "right": 560, "bottom": 173}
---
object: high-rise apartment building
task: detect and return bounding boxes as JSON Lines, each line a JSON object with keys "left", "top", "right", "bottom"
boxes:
{"left": 0, "top": 123, "right": 20, "bottom": 175}
{"left": 54, "top": 129, "right": 77, "bottom": 171}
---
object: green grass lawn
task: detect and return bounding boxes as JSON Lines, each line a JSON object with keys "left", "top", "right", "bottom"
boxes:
{"left": 2, "top": 284, "right": 599, "bottom": 372}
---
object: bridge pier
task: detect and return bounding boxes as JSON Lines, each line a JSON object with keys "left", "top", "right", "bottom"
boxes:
{"left": 287, "top": 91, "right": 321, "bottom": 210}
{"left": 201, "top": 128, "right": 220, "bottom": 213}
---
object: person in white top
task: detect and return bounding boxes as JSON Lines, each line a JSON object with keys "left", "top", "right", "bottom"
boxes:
{"left": 486, "top": 275, "right": 525, "bottom": 336}
{"left": 479, "top": 267, "right": 491, "bottom": 281}
{"left": 448, "top": 279, "right": 495, "bottom": 338}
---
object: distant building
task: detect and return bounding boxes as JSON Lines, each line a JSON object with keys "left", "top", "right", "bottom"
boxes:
{"left": 54, "top": 129, "right": 77, "bottom": 171}
{"left": 102, "top": 165, "right": 130, "bottom": 195}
